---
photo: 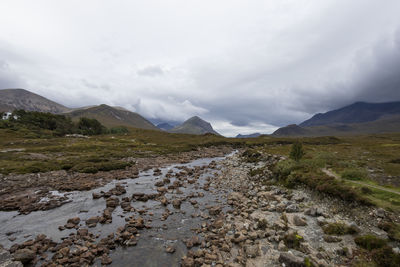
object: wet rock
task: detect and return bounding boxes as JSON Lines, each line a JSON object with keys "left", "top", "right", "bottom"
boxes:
{"left": 279, "top": 252, "right": 305, "bottom": 267}
{"left": 132, "top": 193, "right": 148, "bottom": 202}
{"left": 92, "top": 192, "right": 102, "bottom": 199}
{"left": 101, "top": 254, "right": 112, "bottom": 265}
{"left": 157, "top": 187, "right": 167, "bottom": 193}
{"left": 172, "top": 199, "right": 181, "bottom": 209}
{"left": 165, "top": 246, "right": 175, "bottom": 253}
{"left": 160, "top": 197, "right": 169, "bottom": 206}
{"left": 65, "top": 217, "right": 80, "bottom": 229}
{"left": 76, "top": 228, "right": 88, "bottom": 237}
{"left": 13, "top": 249, "right": 35, "bottom": 264}
{"left": 154, "top": 181, "right": 164, "bottom": 187}
{"left": 208, "top": 206, "right": 222, "bottom": 216}
{"left": 185, "top": 236, "right": 201, "bottom": 248}
{"left": 106, "top": 197, "right": 119, "bottom": 208}
{"left": 181, "top": 256, "right": 195, "bottom": 267}
{"left": 120, "top": 200, "right": 132, "bottom": 212}
{"left": 86, "top": 216, "right": 100, "bottom": 227}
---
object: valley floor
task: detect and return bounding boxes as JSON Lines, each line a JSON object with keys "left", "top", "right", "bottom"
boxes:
{"left": 1, "top": 149, "right": 399, "bottom": 266}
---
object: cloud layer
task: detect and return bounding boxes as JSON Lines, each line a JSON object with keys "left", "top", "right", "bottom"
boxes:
{"left": 1, "top": 0, "right": 400, "bottom": 136}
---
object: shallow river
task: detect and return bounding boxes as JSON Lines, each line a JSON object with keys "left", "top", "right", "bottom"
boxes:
{"left": 0, "top": 152, "right": 235, "bottom": 266}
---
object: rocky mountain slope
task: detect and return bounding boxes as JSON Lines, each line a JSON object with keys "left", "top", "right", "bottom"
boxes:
{"left": 273, "top": 101, "right": 400, "bottom": 136}
{"left": 169, "top": 116, "right": 219, "bottom": 135}
{"left": 67, "top": 104, "right": 159, "bottom": 130}
{"left": 0, "top": 88, "right": 70, "bottom": 113}
{"left": 300, "top": 101, "right": 400, "bottom": 127}
{"left": 157, "top": 123, "right": 174, "bottom": 131}
{"left": 236, "top": 133, "right": 261, "bottom": 138}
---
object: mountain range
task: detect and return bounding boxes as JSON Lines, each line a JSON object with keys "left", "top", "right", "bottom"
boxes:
{"left": 2, "top": 88, "right": 400, "bottom": 137}
{"left": 0, "top": 88, "right": 219, "bottom": 135}
{"left": 273, "top": 101, "right": 400, "bottom": 136}
{"left": 236, "top": 133, "right": 261, "bottom": 138}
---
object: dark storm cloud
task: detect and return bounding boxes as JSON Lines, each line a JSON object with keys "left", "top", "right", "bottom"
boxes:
{"left": 290, "top": 29, "right": 400, "bottom": 118}
{"left": 1, "top": 0, "right": 400, "bottom": 136}
{"left": 353, "top": 30, "right": 400, "bottom": 103}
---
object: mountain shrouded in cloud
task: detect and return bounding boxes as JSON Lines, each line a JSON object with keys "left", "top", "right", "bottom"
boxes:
{"left": 1, "top": 0, "right": 400, "bottom": 136}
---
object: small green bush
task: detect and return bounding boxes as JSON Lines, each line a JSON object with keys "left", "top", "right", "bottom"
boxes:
{"left": 283, "top": 232, "right": 304, "bottom": 249}
{"left": 109, "top": 126, "right": 129, "bottom": 134}
{"left": 361, "top": 186, "right": 373, "bottom": 194}
{"left": 323, "top": 222, "right": 358, "bottom": 235}
{"left": 290, "top": 141, "right": 305, "bottom": 162}
{"left": 242, "top": 149, "right": 262, "bottom": 163}
{"left": 378, "top": 221, "right": 400, "bottom": 242}
{"left": 354, "top": 235, "right": 387, "bottom": 251}
{"left": 371, "top": 246, "right": 400, "bottom": 267}
{"left": 341, "top": 168, "right": 368, "bottom": 181}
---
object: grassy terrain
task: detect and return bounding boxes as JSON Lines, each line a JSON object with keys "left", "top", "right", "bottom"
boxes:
{"left": 256, "top": 133, "right": 400, "bottom": 213}
{"left": 1, "top": 123, "right": 400, "bottom": 212}
{"left": 0, "top": 127, "right": 246, "bottom": 175}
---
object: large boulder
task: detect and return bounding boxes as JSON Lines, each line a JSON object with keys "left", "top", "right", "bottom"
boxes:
{"left": 279, "top": 252, "right": 305, "bottom": 267}
{"left": 13, "top": 249, "right": 35, "bottom": 264}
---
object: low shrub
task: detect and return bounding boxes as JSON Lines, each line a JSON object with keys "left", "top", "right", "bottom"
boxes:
{"left": 371, "top": 246, "right": 400, "bottom": 267}
{"left": 355, "top": 234, "right": 400, "bottom": 267}
{"left": 322, "top": 222, "right": 358, "bottom": 235}
{"left": 341, "top": 168, "right": 368, "bottom": 181}
{"left": 361, "top": 186, "right": 373, "bottom": 194}
{"left": 378, "top": 221, "right": 400, "bottom": 242}
{"left": 242, "top": 149, "right": 262, "bottom": 163}
{"left": 290, "top": 141, "right": 305, "bottom": 162}
{"left": 354, "top": 235, "right": 387, "bottom": 251}
{"left": 283, "top": 232, "right": 304, "bottom": 249}
{"left": 70, "top": 161, "right": 131, "bottom": 173}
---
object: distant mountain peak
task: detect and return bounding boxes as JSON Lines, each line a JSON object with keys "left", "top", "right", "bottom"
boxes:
{"left": 236, "top": 133, "right": 261, "bottom": 138}
{"left": 67, "top": 105, "right": 158, "bottom": 130}
{"left": 169, "top": 116, "right": 219, "bottom": 135}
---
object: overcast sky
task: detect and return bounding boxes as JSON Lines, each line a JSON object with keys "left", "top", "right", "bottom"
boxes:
{"left": 1, "top": 0, "right": 400, "bottom": 136}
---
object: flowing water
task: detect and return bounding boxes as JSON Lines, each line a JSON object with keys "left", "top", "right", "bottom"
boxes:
{"left": 0, "top": 152, "right": 236, "bottom": 266}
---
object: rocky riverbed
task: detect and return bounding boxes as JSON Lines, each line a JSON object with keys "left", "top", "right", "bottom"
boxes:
{"left": 0, "top": 149, "right": 398, "bottom": 266}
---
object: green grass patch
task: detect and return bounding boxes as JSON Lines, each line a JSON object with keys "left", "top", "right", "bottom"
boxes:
{"left": 341, "top": 168, "right": 368, "bottom": 181}
{"left": 354, "top": 235, "right": 387, "bottom": 250}
{"left": 322, "top": 222, "right": 358, "bottom": 235}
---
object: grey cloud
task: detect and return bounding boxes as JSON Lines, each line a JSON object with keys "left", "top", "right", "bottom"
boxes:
{"left": 0, "top": 60, "right": 26, "bottom": 89}
{"left": 137, "top": 66, "right": 164, "bottom": 77}
{"left": 1, "top": 1, "right": 400, "bottom": 135}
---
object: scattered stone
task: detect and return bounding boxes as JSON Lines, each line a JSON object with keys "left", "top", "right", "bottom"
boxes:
{"left": 293, "top": 215, "right": 307, "bottom": 226}
{"left": 165, "top": 246, "right": 175, "bottom": 253}
{"left": 172, "top": 199, "right": 181, "bottom": 209}
{"left": 244, "top": 244, "right": 260, "bottom": 258}
{"left": 286, "top": 204, "right": 299, "bottom": 213}
{"left": 323, "top": 235, "right": 342, "bottom": 243}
